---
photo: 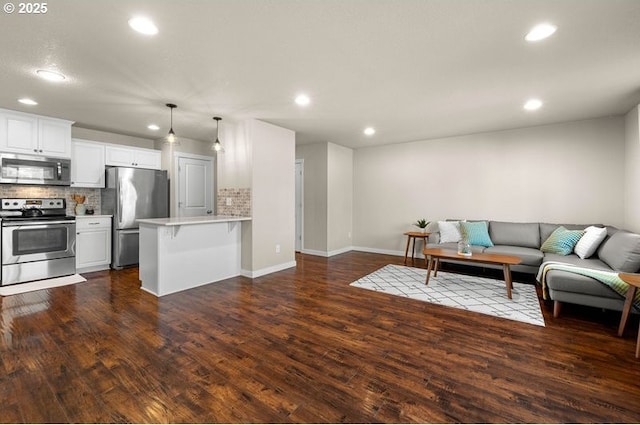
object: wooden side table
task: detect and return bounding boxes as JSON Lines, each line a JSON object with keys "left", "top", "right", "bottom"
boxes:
{"left": 617, "top": 273, "right": 640, "bottom": 358}
{"left": 403, "top": 231, "right": 430, "bottom": 266}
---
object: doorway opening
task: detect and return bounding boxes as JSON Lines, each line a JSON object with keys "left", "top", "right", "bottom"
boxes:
{"left": 295, "top": 159, "right": 304, "bottom": 252}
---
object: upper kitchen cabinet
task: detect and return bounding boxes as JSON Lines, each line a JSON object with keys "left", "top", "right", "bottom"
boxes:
{"left": 105, "top": 145, "right": 161, "bottom": 169}
{"left": 71, "top": 139, "right": 106, "bottom": 188}
{"left": 0, "top": 108, "right": 73, "bottom": 158}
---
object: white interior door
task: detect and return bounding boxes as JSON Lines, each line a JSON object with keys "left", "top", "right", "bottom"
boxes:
{"left": 177, "top": 155, "right": 213, "bottom": 217}
{"left": 295, "top": 160, "right": 303, "bottom": 252}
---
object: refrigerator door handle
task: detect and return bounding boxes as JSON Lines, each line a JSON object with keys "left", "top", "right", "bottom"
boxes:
{"left": 117, "top": 180, "right": 122, "bottom": 227}
{"left": 118, "top": 229, "right": 139, "bottom": 234}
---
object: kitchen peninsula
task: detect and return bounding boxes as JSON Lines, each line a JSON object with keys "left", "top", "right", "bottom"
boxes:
{"left": 138, "top": 215, "right": 251, "bottom": 296}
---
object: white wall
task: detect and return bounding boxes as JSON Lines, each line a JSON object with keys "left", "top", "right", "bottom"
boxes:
{"left": 72, "top": 127, "right": 155, "bottom": 149}
{"left": 243, "top": 119, "right": 296, "bottom": 274}
{"left": 353, "top": 117, "right": 626, "bottom": 254}
{"left": 624, "top": 105, "right": 640, "bottom": 232}
{"left": 295, "top": 143, "right": 328, "bottom": 252}
{"left": 217, "top": 120, "right": 252, "bottom": 189}
{"left": 327, "top": 143, "right": 353, "bottom": 253}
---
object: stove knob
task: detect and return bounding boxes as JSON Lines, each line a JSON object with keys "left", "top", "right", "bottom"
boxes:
{"left": 12, "top": 202, "right": 18, "bottom": 206}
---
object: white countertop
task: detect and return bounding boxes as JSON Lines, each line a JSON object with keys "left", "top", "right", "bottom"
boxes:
{"left": 137, "top": 215, "right": 252, "bottom": 227}
{"left": 75, "top": 214, "right": 112, "bottom": 218}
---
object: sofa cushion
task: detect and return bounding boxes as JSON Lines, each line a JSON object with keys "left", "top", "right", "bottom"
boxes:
{"left": 542, "top": 253, "right": 612, "bottom": 271}
{"left": 574, "top": 226, "right": 607, "bottom": 259}
{"left": 541, "top": 226, "right": 585, "bottom": 255}
{"left": 489, "top": 221, "right": 540, "bottom": 248}
{"left": 438, "top": 221, "right": 462, "bottom": 243}
{"left": 597, "top": 231, "right": 640, "bottom": 272}
{"left": 460, "top": 221, "right": 493, "bottom": 247}
{"left": 545, "top": 270, "right": 623, "bottom": 299}
{"left": 484, "top": 245, "right": 543, "bottom": 267}
{"left": 539, "top": 223, "right": 600, "bottom": 244}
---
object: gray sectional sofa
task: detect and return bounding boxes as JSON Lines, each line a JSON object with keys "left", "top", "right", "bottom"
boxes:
{"left": 426, "top": 220, "right": 640, "bottom": 317}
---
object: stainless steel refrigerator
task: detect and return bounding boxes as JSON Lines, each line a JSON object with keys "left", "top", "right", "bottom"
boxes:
{"left": 101, "top": 167, "right": 169, "bottom": 269}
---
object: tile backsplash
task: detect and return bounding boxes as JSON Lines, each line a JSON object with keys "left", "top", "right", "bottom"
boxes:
{"left": 217, "top": 188, "right": 251, "bottom": 217}
{"left": 0, "top": 185, "right": 252, "bottom": 217}
{"left": 0, "top": 185, "right": 101, "bottom": 216}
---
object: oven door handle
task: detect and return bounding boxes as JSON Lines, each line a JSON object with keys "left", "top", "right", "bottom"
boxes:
{"left": 2, "top": 220, "right": 76, "bottom": 227}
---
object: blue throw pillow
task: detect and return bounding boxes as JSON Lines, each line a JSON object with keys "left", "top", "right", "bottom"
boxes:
{"left": 541, "top": 226, "right": 585, "bottom": 255}
{"left": 460, "top": 221, "right": 494, "bottom": 247}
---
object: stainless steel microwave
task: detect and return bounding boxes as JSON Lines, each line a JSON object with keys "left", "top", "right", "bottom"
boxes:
{"left": 0, "top": 153, "right": 71, "bottom": 186}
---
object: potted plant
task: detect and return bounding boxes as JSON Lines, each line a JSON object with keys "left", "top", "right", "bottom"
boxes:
{"left": 414, "top": 218, "right": 429, "bottom": 233}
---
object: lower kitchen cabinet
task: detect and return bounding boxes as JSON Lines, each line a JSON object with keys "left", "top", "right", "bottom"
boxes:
{"left": 76, "top": 216, "right": 112, "bottom": 273}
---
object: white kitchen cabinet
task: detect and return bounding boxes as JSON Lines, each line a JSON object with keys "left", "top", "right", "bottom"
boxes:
{"left": 76, "top": 216, "right": 112, "bottom": 273}
{"left": 0, "top": 110, "right": 38, "bottom": 153}
{"left": 0, "top": 108, "right": 72, "bottom": 157}
{"left": 105, "top": 145, "right": 161, "bottom": 169}
{"left": 132, "top": 148, "right": 162, "bottom": 169}
{"left": 38, "top": 118, "right": 72, "bottom": 157}
{"left": 71, "top": 139, "right": 106, "bottom": 188}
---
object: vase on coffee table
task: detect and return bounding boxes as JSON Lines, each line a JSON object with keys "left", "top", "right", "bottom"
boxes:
{"left": 457, "top": 239, "right": 471, "bottom": 256}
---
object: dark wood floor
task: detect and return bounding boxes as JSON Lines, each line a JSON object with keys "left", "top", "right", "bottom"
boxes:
{"left": 1, "top": 252, "right": 639, "bottom": 423}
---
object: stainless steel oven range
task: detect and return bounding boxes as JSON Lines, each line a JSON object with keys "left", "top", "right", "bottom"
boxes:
{"left": 0, "top": 198, "right": 76, "bottom": 286}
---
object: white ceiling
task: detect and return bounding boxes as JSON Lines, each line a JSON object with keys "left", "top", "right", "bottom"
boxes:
{"left": 1, "top": 0, "right": 639, "bottom": 149}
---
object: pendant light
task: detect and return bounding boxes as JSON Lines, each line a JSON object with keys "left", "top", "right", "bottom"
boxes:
{"left": 212, "top": 116, "right": 224, "bottom": 153}
{"left": 165, "top": 103, "right": 180, "bottom": 145}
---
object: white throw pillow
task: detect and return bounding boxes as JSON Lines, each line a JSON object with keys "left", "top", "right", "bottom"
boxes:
{"left": 574, "top": 226, "right": 607, "bottom": 259}
{"left": 438, "top": 221, "right": 462, "bottom": 243}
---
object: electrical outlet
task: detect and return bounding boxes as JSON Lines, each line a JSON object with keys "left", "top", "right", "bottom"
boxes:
{"left": 275, "top": 244, "right": 281, "bottom": 253}
{"left": 226, "top": 197, "right": 232, "bottom": 206}
{"left": 348, "top": 231, "right": 352, "bottom": 239}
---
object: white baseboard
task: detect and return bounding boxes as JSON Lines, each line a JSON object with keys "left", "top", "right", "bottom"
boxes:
{"left": 352, "top": 246, "right": 404, "bottom": 256}
{"left": 241, "top": 260, "right": 297, "bottom": 278}
{"left": 301, "top": 248, "right": 329, "bottom": 257}
{"left": 351, "top": 246, "right": 425, "bottom": 259}
{"left": 300, "top": 246, "right": 426, "bottom": 260}
{"left": 301, "top": 246, "right": 354, "bottom": 257}
{"left": 329, "top": 246, "right": 353, "bottom": 256}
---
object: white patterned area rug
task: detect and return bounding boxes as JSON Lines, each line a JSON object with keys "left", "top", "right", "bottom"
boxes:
{"left": 0, "top": 274, "right": 87, "bottom": 296}
{"left": 350, "top": 264, "right": 545, "bottom": 327}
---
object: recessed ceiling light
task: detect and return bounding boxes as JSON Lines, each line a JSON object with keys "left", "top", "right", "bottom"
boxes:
{"left": 18, "top": 98, "right": 38, "bottom": 106}
{"left": 295, "top": 94, "right": 310, "bottom": 106}
{"left": 525, "top": 23, "right": 557, "bottom": 42}
{"left": 128, "top": 16, "right": 158, "bottom": 35}
{"left": 147, "top": 124, "right": 160, "bottom": 131}
{"left": 524, "top": 98, "right": 543, "bottom": 111}
{"left": 36, "top": 69, "right": 66, "bottom": 82}
{"left": 364, "top": 127, "right": 376, "bottom": 136}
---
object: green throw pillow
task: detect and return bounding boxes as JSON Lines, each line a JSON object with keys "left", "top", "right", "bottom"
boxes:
{"left": 460, "top": 221, "right": 494, "bottom": 247}
{"left": 541, "top": 226, "right": 585, "bottom": 255}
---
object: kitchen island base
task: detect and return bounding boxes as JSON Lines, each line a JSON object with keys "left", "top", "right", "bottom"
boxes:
{"left": 139, "top": 216, "right": 250, "bottom": 297}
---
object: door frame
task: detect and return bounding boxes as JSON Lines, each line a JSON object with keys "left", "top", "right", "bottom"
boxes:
{"left": 295, "top": 159, "right": 304, "bottom": 252}
{"left": 173, "top": 151, "right": 215, "bottom": 218}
